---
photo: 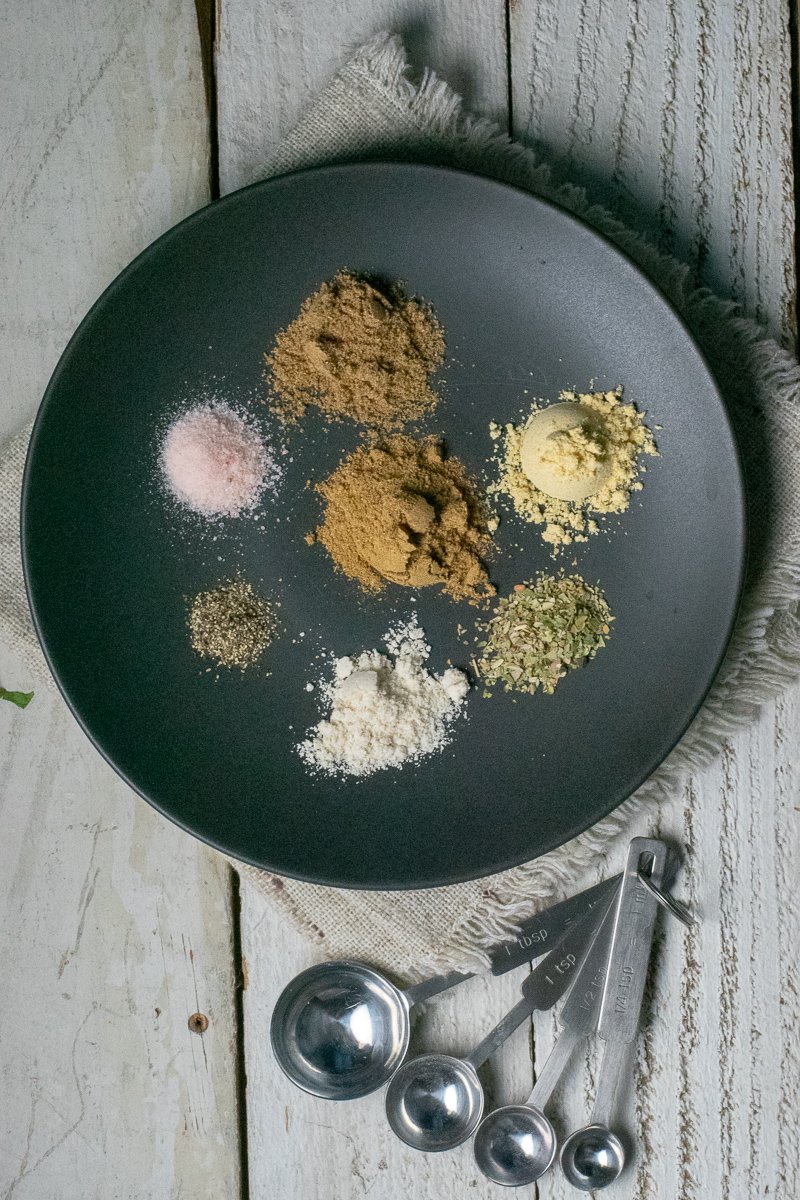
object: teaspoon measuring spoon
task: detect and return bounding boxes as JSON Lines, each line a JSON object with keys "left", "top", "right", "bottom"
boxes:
{"left": 473, "top": 894, "right": 617, "bottom": 1185}
{"left": 383, "top": 887, "right": 617, "bottom": 1152}
{"left": 270, "top": 874, "right": 620, "bottom": 1100}
{"left": 560, "top": 837, "right": 669, "bottom": 1190}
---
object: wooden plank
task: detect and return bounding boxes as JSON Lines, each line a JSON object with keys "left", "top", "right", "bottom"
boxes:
{"left": 773, "top": 687, "right": 800, "bottom": 1195}
{"left": 216, "top": 0, "right": 509, "bottom": 192}
{"left": 510, "top": 0, "right": 796, "bottom": 345}
{"left": 509, "top": 3, "right": 800, "bottom": 1195}
{"left": 0, "top": 658, "right": 242, "bottom": 1198}
{"left": 0, "top": 2, "right": 242, "bottom": 1195}
{"left": 0, "top": 0, "right": 213, "bottom": 441}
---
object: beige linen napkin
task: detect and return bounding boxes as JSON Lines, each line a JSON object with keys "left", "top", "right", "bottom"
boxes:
{"left": 4, "top": 33, "right": 800, "bottom": 975}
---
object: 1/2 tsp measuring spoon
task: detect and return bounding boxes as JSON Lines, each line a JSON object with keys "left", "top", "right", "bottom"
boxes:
{"left": 473, "top": 893, "right": 617, "bottom": 1185}
{"left": 560, "top": 837, "right": 668, "bottom": 1190}
{"left": 270, "top": 874, "right": 620, "bottom": 1100}
{"left": 383, "top": 887, "right": 617, "bottom": 1152}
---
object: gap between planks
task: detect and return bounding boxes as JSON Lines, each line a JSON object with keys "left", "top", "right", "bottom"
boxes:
{"left": 504, "top": 0, "right": 514, "bottom": 136}
{"left": 790, "top": 0, "right": 800, "bottom": 351}
{"left": 229, "top": 866, "right": 251, "bottom": 1200}
{"left": 193, "top": 7, "right": 249, "bottom": 1196}
{"left": 194, "top": 0, "right": 221, "bottom": 199}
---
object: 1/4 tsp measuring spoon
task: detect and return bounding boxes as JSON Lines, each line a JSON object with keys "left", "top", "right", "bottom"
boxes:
{"left": 270, "top": 874, "right": 619, "bottom": 1100}
{"left": 560, "top": 837, "right": 668, "bottom": 1190}
{"left": 473, "top": 894, "right": 617, "bottom": 1185}
{"left": 383, "top": 888, "right": 617, "bottom": 1152}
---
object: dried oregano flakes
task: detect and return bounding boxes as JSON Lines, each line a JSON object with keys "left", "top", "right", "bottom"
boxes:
{"left": 475, "top": 574, "right": 613, "bottom": 695}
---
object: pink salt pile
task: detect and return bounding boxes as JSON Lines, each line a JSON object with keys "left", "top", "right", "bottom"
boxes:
{"left": 160, "top": 402, "right": 276, "bottom": 518}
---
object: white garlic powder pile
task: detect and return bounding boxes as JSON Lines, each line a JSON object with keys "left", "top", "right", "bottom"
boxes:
{"left": 298, "top": 617, "right": 469, "bottom": 777}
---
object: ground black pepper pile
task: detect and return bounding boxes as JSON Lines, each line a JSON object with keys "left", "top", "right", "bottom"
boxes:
{"left": 188, "top": 580, "right": 277, "bottom": 669}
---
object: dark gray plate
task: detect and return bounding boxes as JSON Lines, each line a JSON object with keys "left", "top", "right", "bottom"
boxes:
{"left": 22, "top": 163, "right": 744, "bottom": 889}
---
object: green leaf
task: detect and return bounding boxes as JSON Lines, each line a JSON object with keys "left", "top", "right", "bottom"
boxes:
{"left": 0, "top": 688, "right": 34, "bottom": 709}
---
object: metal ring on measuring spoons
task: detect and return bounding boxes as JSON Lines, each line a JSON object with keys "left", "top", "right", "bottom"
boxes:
{"left": 636, "top": 868, "right": 696, "bottom": 927}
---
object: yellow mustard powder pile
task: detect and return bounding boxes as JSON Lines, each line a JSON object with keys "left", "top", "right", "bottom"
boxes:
{"left": 538, "top": 423, "right": 606, "bottom": 487}
{"left": 490, "top": 388, "right": 657, "bottom": 551}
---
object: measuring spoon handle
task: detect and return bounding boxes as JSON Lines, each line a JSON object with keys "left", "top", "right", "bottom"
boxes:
{"left": 597, "top": 837, "right": 669, "bottom": 1044}
{"left": 524, "top": 893, "right": 621, "bottom": 1110}
{"left": 560, "top": 895, "right": 618, "bottom": 1036}
{"left": 582, "top": 838, "right": 668, "bottom": 1129}
{"left": 487, "top": 874, "right": 622, "bottom": 975}
{"left": 465, "top": 992, "right": 539, "bottom": 1071}
{"left": 527, "top": 1027, "right": 583, "bottom": 1109}
{"left": 402, "top": 875, "right": 624, "bottom": 1007}
{"left": 591, "top": 1038, "right": 629, "bottom": 1128}
{"left": 466, "top": 887, "right": 615, "bottom": 1071}
{"left": 402, "top": 970, "right": 471, "bottom": 1007}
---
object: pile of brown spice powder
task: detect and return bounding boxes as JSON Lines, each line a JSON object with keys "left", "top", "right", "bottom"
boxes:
{"left": 265, "top": 272, "right": 445, "bottom": 430}
{"left": 311, "top": 436, "right": 494, "bottom": 603}
{"left": 188, "top": 580, "right": 277, "bottom": 669}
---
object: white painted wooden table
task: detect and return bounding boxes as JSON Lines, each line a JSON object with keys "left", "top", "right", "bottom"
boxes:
{"left": 1, "top": 3, "right": 798, "bottom": 1197}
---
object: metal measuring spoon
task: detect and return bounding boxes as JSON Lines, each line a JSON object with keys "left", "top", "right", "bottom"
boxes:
{"left": 473, "top": 894, "right": 616, "bottom": 1185}
{"left": 383, "top": 889, "right": 616, "bottom": 1152}
{"left": 560, "top": 837, "right": 669, "bottom": 1190}
{"left": 270, "top": 874, "right": 619, "bottom": 1100}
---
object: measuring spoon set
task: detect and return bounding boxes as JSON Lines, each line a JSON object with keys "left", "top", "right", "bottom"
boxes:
{"left": 270, "top": 837, "right": 693, "bottom": 1189}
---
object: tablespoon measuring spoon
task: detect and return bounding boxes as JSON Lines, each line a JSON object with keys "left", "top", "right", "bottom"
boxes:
{"left": 473, "top": 894, "right": 617, "bottom": 1185}
{"left": 270, "top": 874, "right": 620, "bottom": 1100}
{"left": 383, "top": 887, "right": 617, "bottom": 1152}
{"left": 560, "top": 837, "right": 669, "bottom": 1190}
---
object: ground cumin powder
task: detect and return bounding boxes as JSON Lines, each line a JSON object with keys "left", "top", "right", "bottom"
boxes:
{"left": 265, "top": 272, "right": 445, "bottom": 430}
{"left": 312, "top": 436, "right": 494, "bottom": 602}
